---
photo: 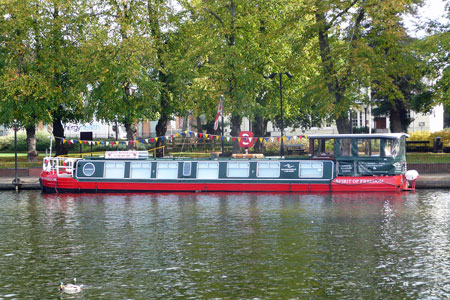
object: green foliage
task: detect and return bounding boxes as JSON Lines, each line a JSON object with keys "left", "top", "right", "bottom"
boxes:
{"left": 408, "top": 129, "right": 450, "bottom": 147}
{"left": 353, "top": 127, "right": 369, "bottom": 134}
{"left": 262, "top": 138, "right": 309, "bottom": 156}
{"left": 0, "top": 0, "right": 91, "bottom": 126}
{"left": 0, "top": 130, "right": 51, "bottom": 152}
{"left": 0, "top": 0, "right": 448, "bottom": 140}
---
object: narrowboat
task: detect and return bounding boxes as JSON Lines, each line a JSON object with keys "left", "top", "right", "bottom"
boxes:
{"left": 40, "top": 133, "right": 419, "bottom": 193}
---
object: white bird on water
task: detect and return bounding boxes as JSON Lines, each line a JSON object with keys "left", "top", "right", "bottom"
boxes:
{"left": 59, "top": 278, "right": 82, "bottom": 294}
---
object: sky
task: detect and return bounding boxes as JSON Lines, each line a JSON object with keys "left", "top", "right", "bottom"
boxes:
{"left": 404, "top": 0, "right": 448, "bottom": 38}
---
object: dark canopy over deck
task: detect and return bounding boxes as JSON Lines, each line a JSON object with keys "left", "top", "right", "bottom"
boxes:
{"left": 307, "top": 133, "right": 408, "bottom": 176}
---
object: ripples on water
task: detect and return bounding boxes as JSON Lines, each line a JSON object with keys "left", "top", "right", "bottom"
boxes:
{"left": 0, "top": 190, "right": 448, "bottom": 299}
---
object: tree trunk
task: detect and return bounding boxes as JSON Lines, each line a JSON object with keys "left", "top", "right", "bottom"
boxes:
{"left": 204, "top": 121, "right": 216, "bottom": 151}
{"left": 205, "top": 121, "right": 215, "bottom": 134}
{"left": 125, "top": 120, "right": 137, "bottom": 150}
{"left": 155, "top": 114, "right": 168, "bottom": 157}
{"left": 52, "top": 118, "right": 67, "bottom": 156}
{"left": 444, "top": 104, "right": 450, "bottom": 128}
{"left": 390, "top": 109, "right": 403, "bottom": 133}
{"left": 231, "top": 114, "right": 241, "bottom": 154}
{"left": 181, "top": 116, "right": 188, "bottom": 132}
{"left": 26, "top": 125, "right": 38, "bottom": 162}
{"left": 196, "top": 116, "right": 203, "bottom": 134}
{"left": 336, "top": 116, "right": 352, "bottom": 134}
{"left": 253, "top": 114, "right": 267, "bottom": 153}
{"left": 315, "top": 7, "right": 354, "bottom": 134}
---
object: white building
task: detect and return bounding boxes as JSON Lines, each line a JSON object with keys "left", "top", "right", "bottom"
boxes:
{"left": 272, "top": 104, "right": 445, "bottom": 136}
{"left": 63, "top": 121, "right": 127, "bottom": 139}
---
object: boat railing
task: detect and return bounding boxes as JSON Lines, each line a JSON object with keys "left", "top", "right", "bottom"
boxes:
{"left": 60, "top": 151, "right": 106, "bottom": 158}
{"left": 42, "top": 156, "right": 80, "bottom": 177}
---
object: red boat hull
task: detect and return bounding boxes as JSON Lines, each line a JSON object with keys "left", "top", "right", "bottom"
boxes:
{"left": 40, "top": 171, "right": 408, "bottom": 193}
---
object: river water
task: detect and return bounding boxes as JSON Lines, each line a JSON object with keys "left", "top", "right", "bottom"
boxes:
{"left": 0, "top": 190, "right": 448, "bottom": 299}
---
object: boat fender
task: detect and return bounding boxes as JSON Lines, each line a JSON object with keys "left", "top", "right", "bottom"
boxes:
{"left": 405, "top": 170, "right": 419, "bottom": 181}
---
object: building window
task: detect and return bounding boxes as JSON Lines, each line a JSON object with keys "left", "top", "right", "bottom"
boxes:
{"left": 156, "top": 162, "right": 178, "bottom": 179}
{"left": 299, "top": 162, "right": 323, "bottom": 178}
{"left": 227, "top": 162, "right": 250, "bottom": 177}
{"left": 197, "top": 162, "right": 219, "bottom": 179}
{"left": 257, "top": 162, "right": 279, "bottom": 177}
{"left": 104, "top": 162, "right": 125, "bottom": 179}
{"left": 352, "top": 111, "right": 358, "bottom": 128}
{"left": 130, "top": 162, "right": 151, "bottom": 179}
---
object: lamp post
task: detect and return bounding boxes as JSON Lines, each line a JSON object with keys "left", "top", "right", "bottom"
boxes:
{"left": 13, "top": 119, "right": 20, "bottom": 191}
{"left": 115, "top": 116, "right": 118, "bottom": 142}
{"left": 349, "top": 107, "right": 353, "bottom": 134}
{"left": 220, "top": 95, "right": 224, "bottom": 157}
{"left": 115, "top": 115, "right": 119, "bottom": 151}
{"left": 268, "top": 72, "right": 293, "bottom": 157}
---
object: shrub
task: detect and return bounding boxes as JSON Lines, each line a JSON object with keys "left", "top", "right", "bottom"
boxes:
{"left": 0, "top": 130, "right": 53, "bottom": 152}
{"left": 263, "top": 137, "right": 309, "bottom": 156}
{"left": 408, "top": 129, "right": 450, "bottom": 147}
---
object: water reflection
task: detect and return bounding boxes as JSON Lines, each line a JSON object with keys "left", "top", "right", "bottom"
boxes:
{"left": 0, "top": 190, "right": 448, "bottom": 299}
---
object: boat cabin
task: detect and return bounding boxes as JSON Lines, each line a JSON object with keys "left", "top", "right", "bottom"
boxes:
{"left": 308, "top": 133, "right": 408, "bottom": 176}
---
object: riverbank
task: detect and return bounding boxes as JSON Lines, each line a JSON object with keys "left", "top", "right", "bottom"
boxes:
{"left": 1, "top": 174, "right": 449, "bottom": 191}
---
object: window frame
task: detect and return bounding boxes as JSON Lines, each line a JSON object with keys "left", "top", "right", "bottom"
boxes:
{"left": 156, "top": 161, "right": 179, "bottom": 179}
{"left": 104, "top": 161, "right": 126, "bottom": 179}
{"left": 183, "top": 162, "right": 192, "bottom": 176}
{"left": 299, "top": 161, "right": 324, "bottom": 178}
{"left": 130, "top": 161, "right": 152, "bottom": 179}
{"left": 256, "top": 162, "right": 280, "bottom": 178}
{"left": 227, "top": 162, "right": 250, "bottom": 178}
{"left": 197, "top": 162, "right": 219, "bottom": 179}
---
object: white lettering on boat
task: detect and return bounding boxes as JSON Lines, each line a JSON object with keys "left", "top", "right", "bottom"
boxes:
{"left": 334, "top": 178, "right": 386, "bottom": 184}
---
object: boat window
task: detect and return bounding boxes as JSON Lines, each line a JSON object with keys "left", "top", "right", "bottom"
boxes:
{"left": 257, "top": 162, "right": 280, "bottom": 177}
{"left": 384, "top": 139, "right": 399, "bottom": 157}
{"left": 227, "top": 162, "right": 250, "bottom": 177}
{"left": 339, "top": 139, "right": 352, "bottom": 157}
{"left": 313, "top": 139, "right": 334, "bottom": 157}
{"left": 156, "top": 162, "right": 178, "bottom": 179}
{"left": 183, "top": 162, "right": 192, "bottom": 176}
{"left": 197, "top": 162, "right": 219, "bottom": 179}
{"left": 130, "top": 162, "right": 151, "bottom": 179}
{"left": 357, "top": 139, "right": 381, "bottom": 157}
{"left": 104, "top": 162, "right": 125, "bottom": 179}
{"left": 299, "top": 162, "right": 323, "bottom": 178}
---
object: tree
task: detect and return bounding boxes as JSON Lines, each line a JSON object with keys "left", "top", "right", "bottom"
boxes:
{"left": 147, "top": 0, "right": 189, "bottom": 156}
{"left": 0, "top": 0, "right": 88, "bottom": 158}
{"left": 180, "top": 0, "right": 301, "bottom": 153}
{"left": 0, "top": 1, "right": 50, "bottom": 161}
{"left": 42, "top": 0, "right": 91, "bottom": 156}
{"left": 366, "top": 2, "right": 436, "bottom": 132}
{"left": 419, "top": 8, "right": 450, "bottom": 127}
{"left": 86, "top": 0, "right": 160, "bottom": 150}
{"left": 287, "top": 0, "right": 427, "bottom": 133}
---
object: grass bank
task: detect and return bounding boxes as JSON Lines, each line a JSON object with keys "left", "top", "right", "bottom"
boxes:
{"left": 406, "top": 153, "right": 450, "bottom": 163}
